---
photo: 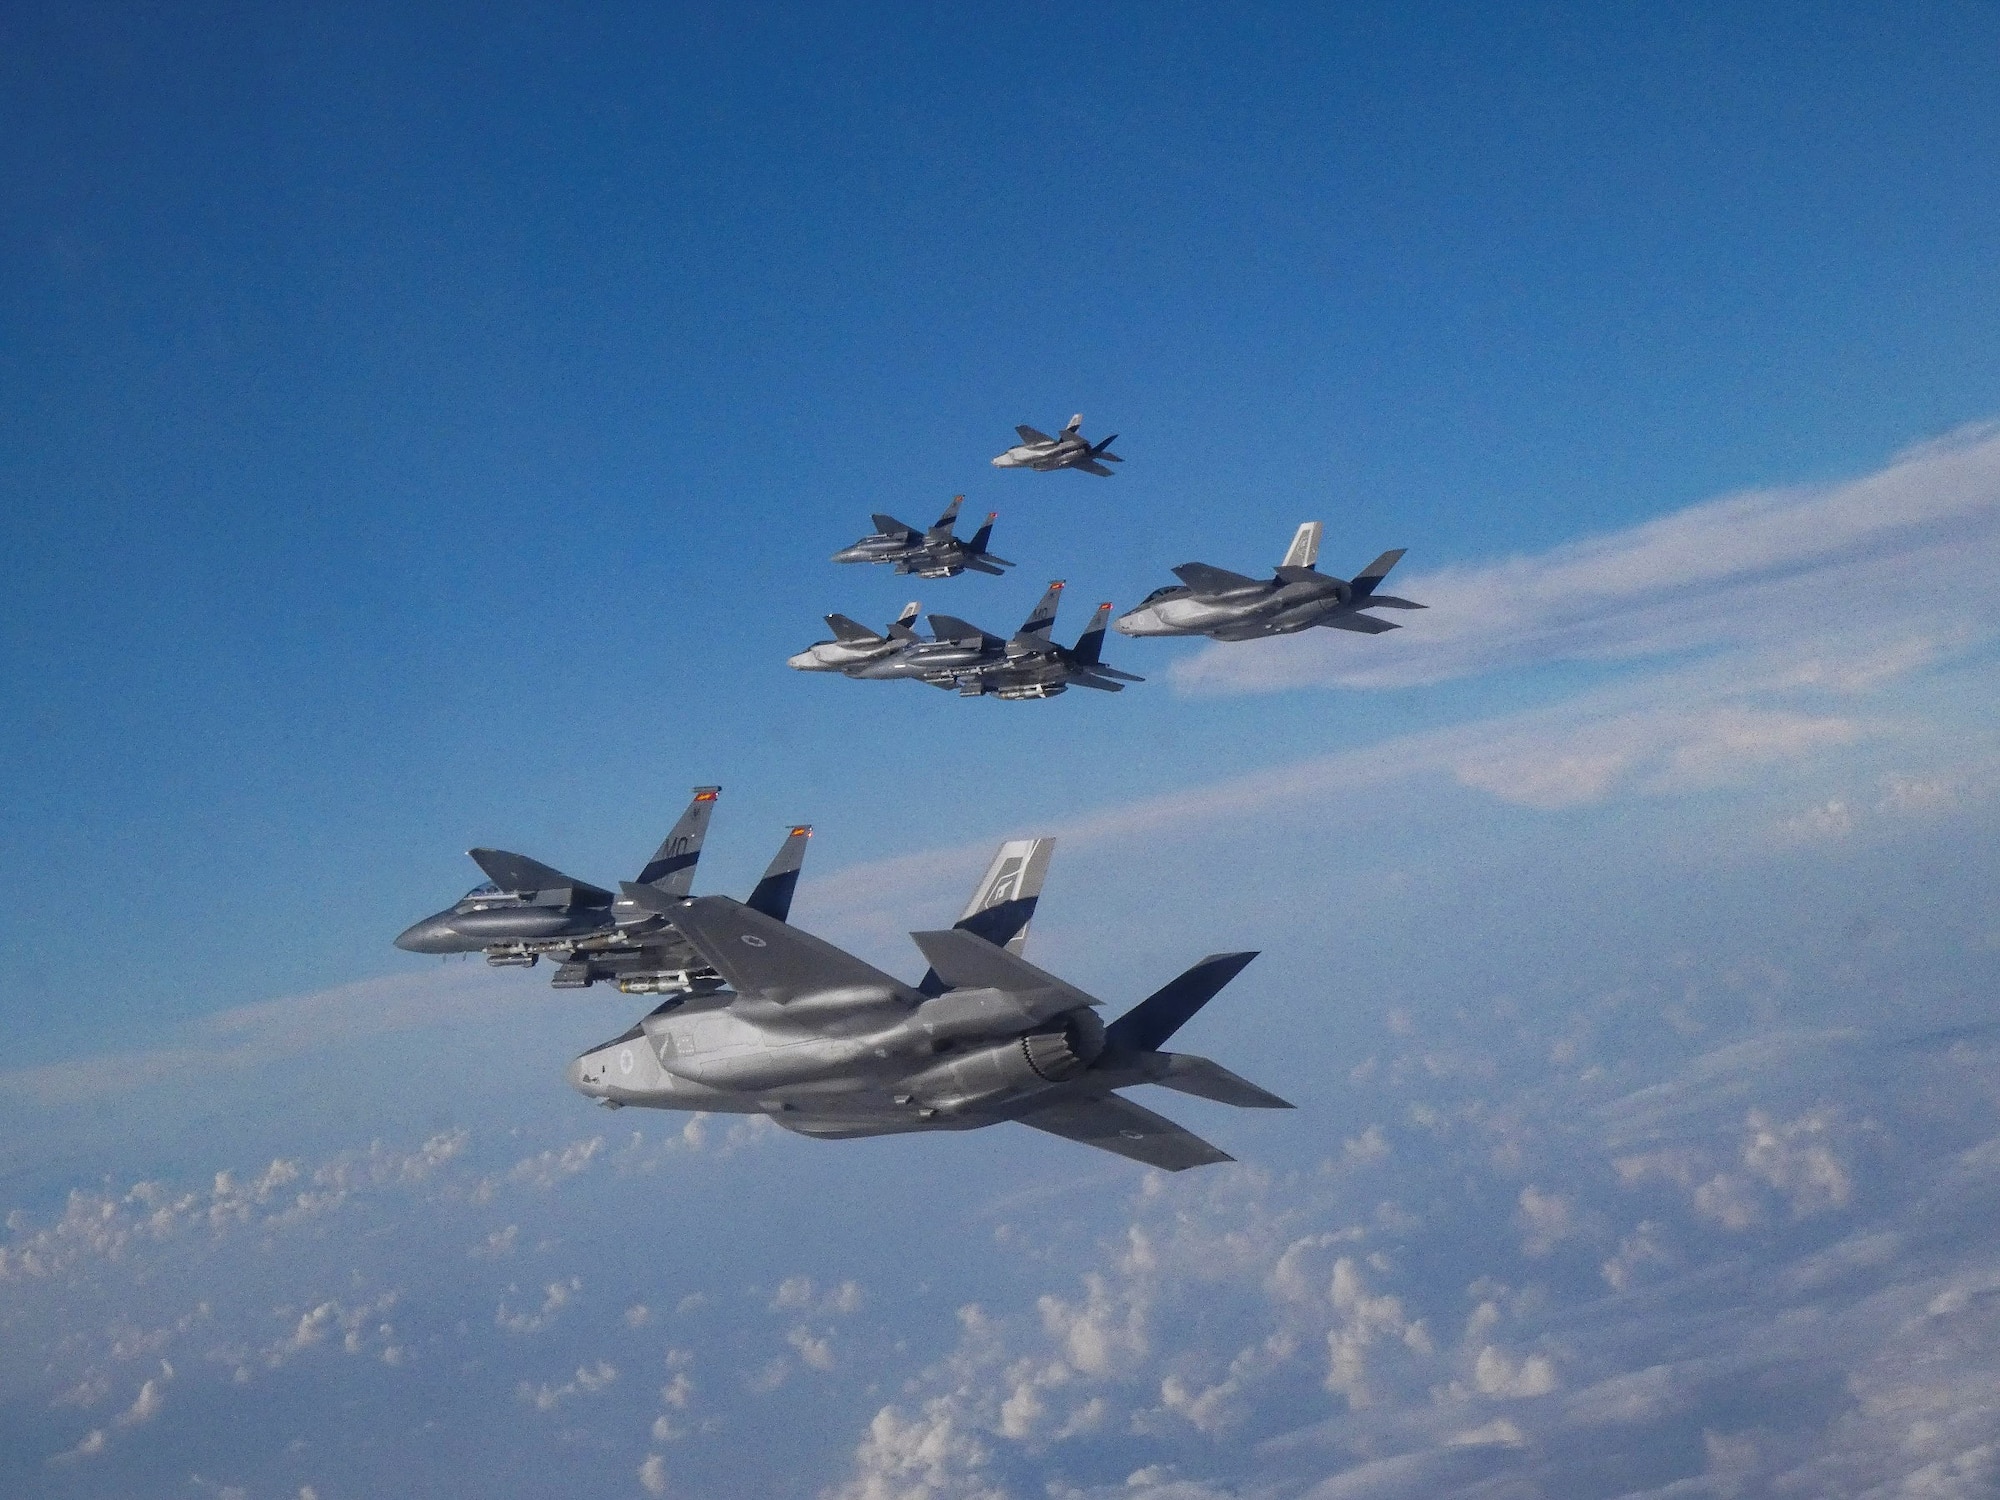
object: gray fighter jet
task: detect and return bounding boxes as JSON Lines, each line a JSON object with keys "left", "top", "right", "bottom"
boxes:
{"left": 395, "top": 788, "right": 813, "bottom": 995}
{"left": 832, "top": 495, "right": 1015, "bottom": 578}
{"left": 1114, "top": 522, "right": 1424, "bottom": 642}
{"left": 931, "top": 581, "right": 1145, "bottom": 699}
{"left": 992, "top": 414, "right": 1122, "bottom": 476}
{"left": 815, "top": 582, "right": 1143, "bottom": 698}
{"left": 568, "top": 839, "right": 1291, "bottom": 1170}
{"left": 786, "top": 602, "right": 922, "bottom": 675}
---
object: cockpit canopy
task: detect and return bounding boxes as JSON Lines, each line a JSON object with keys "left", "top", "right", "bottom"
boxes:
{"left": 457, "top": 882, "right": 522, "bottom": 908}
{"left": 1141, "top": 584, "right": 1188, "bottom": 605}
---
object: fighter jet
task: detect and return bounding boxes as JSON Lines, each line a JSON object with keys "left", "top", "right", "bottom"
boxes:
{"left": 932, "top": 581, "right": 1145, "bottom": 699}
{"left": 568, "top": 839, "right": 1291, "bottom": 1170}
{"left": 832, "top": 495, "right": 1015, "bottom": 578}
{"left": 394, "top": 788, "right": 814, "bottom": 995}
{"left": 824, "top": 582, "right": 1143, "bottom": 699}
{"left": 786, "top": 602, "right": 923, "bottom": 675}
{"left": 1114, "top": 522, "right": 1424, "bottom": 642}
{"left": 992, "top": 414, "right": 1122, "bottom": 476}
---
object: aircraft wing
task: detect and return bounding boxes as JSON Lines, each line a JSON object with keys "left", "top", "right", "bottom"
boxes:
{"left": 1015, "top": 1092, "right": 1233, "bottom": 1172}
{"left": 470, "top": 848, "right": 612, "bottom": 903}
{"left": 1065, "top": 673, "right": 1126, "bottom": 691}
{"left": 1318, "top": 613, "right": 1400, "bottom": 634}
{"left": 1015, "top": 424, "right": 1054, "bottom": 444}
{"left": 661, "top": 894, "right": 918, "bottom": 1008}
{"left": 871, "top": 513, "right": 921, "bottom": 540}
{"left": 1072, "top": 459, "right": 1114, "bottom": 477}
{"left": 1172, "top": 562, "right": 1265, "bottom": 597}
{"left": 927, "top": 614, "right": 992, "bottom": 647}
{"left": 907, "top": 928, "right": 1099, "bottom": 1023}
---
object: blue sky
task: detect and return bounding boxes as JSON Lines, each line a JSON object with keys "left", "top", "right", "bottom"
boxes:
{"left": 6, "top": 5, "right": 2000, "bottom": 1498}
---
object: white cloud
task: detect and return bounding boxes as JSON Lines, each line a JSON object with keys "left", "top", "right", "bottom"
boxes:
{"left": 115, "top": 1362, "right": 171, "bottom": 1426}
{"left": 517, "top": 1360, "right": 617, "bottom": 1411}
{"left": 495, "top": 1278, "right": 580, "bottom": 1335}
{"left": 638, "top": 1452, "right": 669, "bottom": 1495}
{"left": 1514, "top": 1186, "right": 1577, "bottom": 1258}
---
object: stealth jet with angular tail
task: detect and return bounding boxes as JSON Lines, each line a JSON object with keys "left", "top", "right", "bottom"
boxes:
{"left": 832, "top": 495, "right": 1015, "bottom": 578}
{"left": 991, "top": 414, "right": 1122, "bottom": 476}
{"left": 1114, "top": 522, "right": 1425, "bottom": 642}
{"left": 569, "top": 839, "right": 1289, "bottom": 1170}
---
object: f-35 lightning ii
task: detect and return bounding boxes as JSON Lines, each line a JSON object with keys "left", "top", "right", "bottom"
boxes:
{"left": 1114, "top": 522, "right": 1425, "bottom": 642}
{"left": 569, "top": 838, "right": 1290, "bottom": 1170}
{"left": 832, "top": 495, "right": 1015, "bottom": 578}
{"left": 394, "top": 788, "right": 814, "bottom": 995}
{"left": 991, "top": 414, "right": 1122, "bottom": 476}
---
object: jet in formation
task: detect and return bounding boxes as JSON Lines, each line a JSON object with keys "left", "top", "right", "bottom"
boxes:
{"left": 395, "top": 787, "right": 811, "bottom": 995}
{"left": 992, "top": 414, "right": 1122, "bottom": 476}
{"left": 787, "top": 602, "right": 922, "bottom": 675}
{"left": 832, "top": 495, "right": 1015, "bottom": 578}
{"left": 790, "top": 581, "right": 1144, "bottom": 699}
{"left": 1114, "top": 522, "right": 1424, "bottom": 642}
{"left": 568, "top": 838, "right": 1290, "bottom": 1170}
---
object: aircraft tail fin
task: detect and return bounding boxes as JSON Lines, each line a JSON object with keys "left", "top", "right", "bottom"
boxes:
{"left": 917, "top": 837, "right": 1056, "bottom": 996}
{"left": 1104, "top": 952, "right": 1258, "bottom": 1053}
{"left": 1018, "top": 580, "right": 1065, "bottom": 639}
{"left": 636, "top": 786, "right": 722, "bottom": 894}
{"left": 968, "top": 511, "right": 998, "bottom": 556}
{"left": 745, "top": 825, "right": 811, "bottom": 921}
{"left": 886, "top": 601, "right": 922, "bottom": 643}
{"left": 1073, "top": 602, "right": 1113, "bottom": 664}
{"left": 1064, "top": 413, "right": 1083, "bottom": 436}
{"left": 1281, "top": 521, "right": 1322, "bottom": 570}
{"left": 826, "top": 614, "right": 880, "bottom": 645}
{"left": 926, "top": 495, "right": 965, "bottom": 540}
{"left": 1351, "top": 549, "right": 1407, "bottom": 598}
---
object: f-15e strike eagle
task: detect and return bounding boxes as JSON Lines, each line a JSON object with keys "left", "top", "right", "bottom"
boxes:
{"left": 787, "top": 602, "right": 923, "bottom": 675}
{"left": 789, "top": 581, "right": 1144, "bottom": 698}
{"left": 992, "top": 414, "right": 1122, "bottom": 476}
{"left": 394, "top": 787, "right": 811, "bottom": 996}
{"left": 1114, "top": 522, "right": 1424, "bottom": 642}
{"left": 568, "top": 839, "right": 1290, "bottom": 1170}
{"left": 832, "top": 495, "right": 1014, "bottom": 578}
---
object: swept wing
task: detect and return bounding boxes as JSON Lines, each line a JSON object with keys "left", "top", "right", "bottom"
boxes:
{"left": 1318, "top": 614, "right": 1400, "bottom": 634}
{"left": 1016, "top": 1093, "right": 1232, "bottom": 1171}
{"left": 1172, "top": 562, "right": 1266, "bottom": 597}
{"left": 662, "top": 893, "right": 918, "bottom": 1008}
{"left": 470, "top": 849, "right": 611, "bottom": 903}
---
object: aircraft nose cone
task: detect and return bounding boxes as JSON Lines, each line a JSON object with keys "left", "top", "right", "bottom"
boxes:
{"left": 786, "top": 650, "right": 822, "bottom": 671}
{"left": 831, "top": 547, "right": 862, "bottom": 563}
{"left": 394, "top": 916, "right": 455, "bottom": 953}
{"left": 564, "top": 1055, "right": 592, "bottom": 1094}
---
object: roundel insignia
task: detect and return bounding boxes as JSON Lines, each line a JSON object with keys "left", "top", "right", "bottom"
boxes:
{"left": 741, "top": 934, "right": 768, "bottom": 948}
{"left": 618, "top": 1047, "right": 634, "bottom": 1075}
